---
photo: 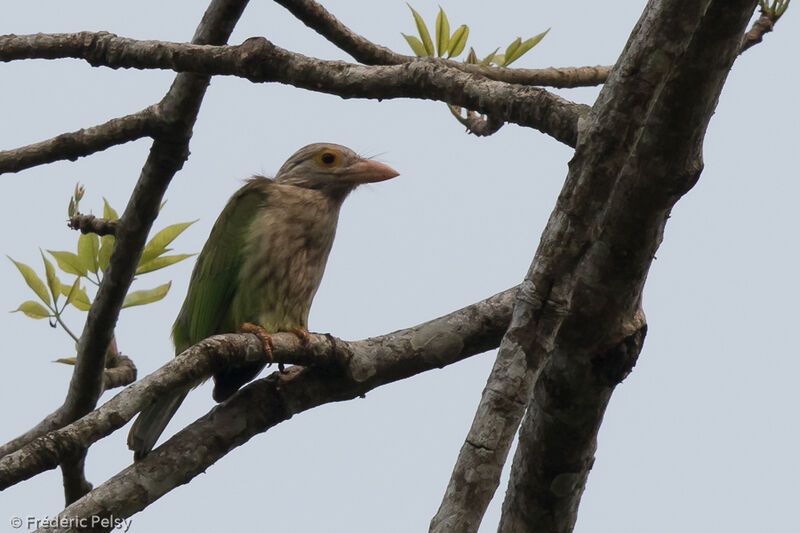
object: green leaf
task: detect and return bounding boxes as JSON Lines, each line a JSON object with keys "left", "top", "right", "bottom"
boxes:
{"left": 12, "top": 300, "right": 51, "bottom": 319}
{"left": 102, "top": 198, "right": 119, "bottom": 221}
{"left": 140, "top": 221, "right": 196, "bottom": 266}
{"left": 502, "top": 37, "right": 522, "bottom": 67}
{"left": 402, "top": 34, "right": 428, "bottom": 57}
{"left": 136, "top": 253, "right": 195, "bottom": 275}
{"left": 8, "top": 256, "right": 51, "bottom": 306}
{"left": 98, "top": 234, "right": 114, "bottom": 272}
{"left": 448, "top": 25, "right": 469, "bottom": 57}
{"left": 77, "top": 232, "right": 99, "bottom": 274}
{"left": 504, "top": 28, "right": 550, "bottom": 66}
{"left": 122, "top": 282, "right": 171, "bottom": 308}
{"left": 41, "top": 251, "right": 61, "bottom": 304}
{"left": 435, "top": 7, "right": 450, "bottom": 57}
{"left": 62, "top": 278, "right": 91, "bottom": 311}
{"left": 408, "top": 4, "right": 434, "bottom": 56}
{"left": 480, "top": 47, "right": 499, "bottom": 65}
{"left": 48, "top": 250, "right": 87, "bottom": 277}
{"left": 465, "top": 47, "right": 478, "bottom": 64}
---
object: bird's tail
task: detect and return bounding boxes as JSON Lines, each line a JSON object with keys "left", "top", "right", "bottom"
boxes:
{"left": 127, "top": 392, "right": 188, "bottom": 460}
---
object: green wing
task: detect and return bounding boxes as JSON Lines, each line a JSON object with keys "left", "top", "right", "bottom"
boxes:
{"left": 172, "top": 178, "right": 270, "bottom": 354}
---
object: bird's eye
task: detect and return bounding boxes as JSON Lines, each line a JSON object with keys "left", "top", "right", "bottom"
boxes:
{"left": 314, "top": 150, "right": 338, "bottom": 166}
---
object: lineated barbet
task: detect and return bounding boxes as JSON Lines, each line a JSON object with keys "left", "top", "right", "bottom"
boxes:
{"left": 127, "top": 143, "right": 398, "bottom": 459}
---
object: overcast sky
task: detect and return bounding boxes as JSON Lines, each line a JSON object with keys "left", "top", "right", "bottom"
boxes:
{"left": 1, "top": 1, "right": 798, "bottom": 532}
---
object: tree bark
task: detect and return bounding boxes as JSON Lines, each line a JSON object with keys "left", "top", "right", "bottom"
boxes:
{"left": 498, "top": 1, "right": 759, "bottom": 531}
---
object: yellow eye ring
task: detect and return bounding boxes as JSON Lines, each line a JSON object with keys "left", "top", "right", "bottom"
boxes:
{"left": 314, "top": 149, "right": 340, "bottom": 167}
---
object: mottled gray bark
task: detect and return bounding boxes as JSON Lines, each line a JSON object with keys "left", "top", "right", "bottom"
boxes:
{"left": 0, "top": 287, "right": 514, "bottom": 493}
{"left": 0, "top": 32, "right": 587, "bottom": 147}
{"left": 497, "top": 1, "right": 759, "bottom": 532}
{"left": 432, "top": 1, "right": 762, "bottom": 532}
{"left": 24, "top": 288, "right": 515, "bottom": 529}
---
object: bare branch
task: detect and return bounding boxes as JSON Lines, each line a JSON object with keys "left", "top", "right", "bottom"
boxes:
{"left": 67, "top": 214, "right": 118, "bottom": 236}
{"left": 102, "top": 352, "right": 137, "bottom": 391}
{"left": 430, "top": 280, "right": 545, "bottom": 533}
{"left": 273, "top": 0, "right": 402, "bottom": 65}
{"left": 0, "top": 107, "right": 158, "bottom": 175}
{"left": 447, "top": 105, "right": 505, "bottom": 136}
{"left": 0, "top": 286, "right": 514, "bottom": 492}
{"left": 477, "top": 65, "right": 611, "bottom": 88}
{"left": 60, "top": 452, "right": 92, "bottom": 505}
{"left": 0, "top": 33, "right": 587, "bottom": 146}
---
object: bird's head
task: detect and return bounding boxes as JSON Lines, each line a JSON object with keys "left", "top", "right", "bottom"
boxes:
{"left": 274, "top": 143, "right": 399, "bottom": 198}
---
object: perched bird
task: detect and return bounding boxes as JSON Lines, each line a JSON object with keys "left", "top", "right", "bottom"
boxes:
{"left": 127, "top": 143, "right": 398, "bottom": 459}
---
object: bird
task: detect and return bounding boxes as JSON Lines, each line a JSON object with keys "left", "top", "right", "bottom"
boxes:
{"left": 127, "top": 142, "right": 399, "bottom": 459}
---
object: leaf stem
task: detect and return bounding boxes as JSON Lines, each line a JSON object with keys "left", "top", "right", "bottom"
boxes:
{"left": 53, "top": 310, "right": 80, "bottom": 344}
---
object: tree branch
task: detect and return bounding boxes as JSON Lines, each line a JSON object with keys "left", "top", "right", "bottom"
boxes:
{"left": 273, "top": 0, "right": 612, "bottom": 88}
{"left": 273, "top": 0, "right": 401, "bottom": 65}
{"left": 0, "top": 0, "right": 779, "bottom": 177}
{"left": 0, "top": 334, "right": 277, "bottom": 490}
{"left": 67, "top": 214, "right": 118, "bottom": 236}
{"left": 432, "top": 0, "right": 766, "bottom": 530}
{"left": 0, "top": 0, "right": 250, "bottom": 466}
{"left": 61, "top": 0, "right": 248, "bottom": 428}
{"left": 102, "top": 352, "right": 137, "bottom": 391}
{"left": 60, "top": 452, "right": 92, "bottom": 505}
{"left": 448, "top": 105, "right": 505, "bottom": 136}
{"left": 0, "top": 286, "right": 515, "bottom": 495}
{"left": 430, "top": 279, "right": 548, "bottom": 533}
{"left": 63, "top": 0, "right": 250, "bottom": 435}
{"left": 495, "top": 1, "right": 760, "bottom": 531}
{"left": 0, "top": 107, "right": 159, "bottom": 175}
{"left": 740, "top": 1, "right": 790, "bottom": 53}
{"left": 0, "top": 32, "right": 588, "bottom": 146}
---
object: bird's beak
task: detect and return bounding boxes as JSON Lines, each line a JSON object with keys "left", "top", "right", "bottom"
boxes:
{"left": 345, "top": 158, "right": 399, "bottom": 184}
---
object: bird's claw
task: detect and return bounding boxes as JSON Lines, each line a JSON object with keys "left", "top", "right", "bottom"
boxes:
{"left": 238, "top": 322, "right": 275, "bottom": 366}
{"left": 289, "top": 326, "right": 311, "bottom": 345}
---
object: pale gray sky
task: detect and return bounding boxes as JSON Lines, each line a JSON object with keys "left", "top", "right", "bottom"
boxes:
{"left": 1, "top": 2, "right": 798, "bottom": 532}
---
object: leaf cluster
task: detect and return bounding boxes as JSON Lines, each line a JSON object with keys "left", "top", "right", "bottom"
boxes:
{"left": 9, "top": 188, "right": 195, "bottom": 350}
{"left": 402, "top": 4, "right": 549, "bottom": 67}
{"left": 759, "top": 0, "right": 790, "bottom": 16}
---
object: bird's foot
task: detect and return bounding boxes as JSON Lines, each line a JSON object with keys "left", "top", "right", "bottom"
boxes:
{"left": 238, "top": 322, "right": 279, "bottom": 370}
{"left": 289, "top": 326, "right": 311, "bottom": 345}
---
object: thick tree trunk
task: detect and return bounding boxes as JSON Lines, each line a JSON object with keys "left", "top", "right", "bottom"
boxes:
{"left": 497, "top": 1, "right": 759, "bottom": 531}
